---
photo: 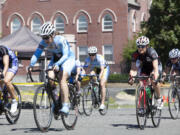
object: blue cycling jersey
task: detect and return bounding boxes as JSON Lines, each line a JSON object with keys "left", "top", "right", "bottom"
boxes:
{"left": 84, "top": 54, "right": 107, "bottom": 70}
{"left": 30, "top": 35, "right": 75, "bottom": 67}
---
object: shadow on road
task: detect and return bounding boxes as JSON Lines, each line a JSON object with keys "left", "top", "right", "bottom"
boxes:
{"left": 11, "top": 127, "right": 64, "bottom": 133}
{"left": 111, "top": 123, "right": 154, "bottom": 130}
{"left": 161, "top": 116, "right": 180, "bottom": 120}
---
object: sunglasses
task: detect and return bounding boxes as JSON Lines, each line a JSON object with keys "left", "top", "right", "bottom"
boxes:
{"left": 171, "top": 57, "right": 178, "bottom": 60}
{"left": 42, "top": 36, "right": 50, "bottom": 40}
{"left": 89, "top": 53, "right": 96, "bottom": 56}
{"left": 137, "top": 45, "right": 146, "bottom": 49}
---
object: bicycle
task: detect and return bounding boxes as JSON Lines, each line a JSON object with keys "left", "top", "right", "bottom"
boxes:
{"left": 166, "top": 75, "right": 180, "bottom": 119}
{"left": 132, "top": 75, "right": 162, "bottom": 129}
{"left": 82, "top": 74, "right": 109, "bottom": 116}
{"left": 0, "top": 74, "right": 21, "bottom": 124}
{"left": 68, "top": 75, "right": 84, "bottom": 115}
{"left": 29, "top": 68, "right": 78, "bottom": 132}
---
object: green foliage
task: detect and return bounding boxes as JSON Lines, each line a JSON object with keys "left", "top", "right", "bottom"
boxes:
{"left": 108, "top": 73, "right": 128, "bottom": 83}
{"left": 142, "top": 0, "right": 180, "bottom": 66}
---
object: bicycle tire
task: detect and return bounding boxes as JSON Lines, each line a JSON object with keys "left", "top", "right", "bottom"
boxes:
{"left": 61, "top": 84, "right": 78, "bottom": 130}
{"left": 151, "top": 92, "right": 161, "bottom": 127}
{"left": 135, "top": 86, "right": 147, "bottom": 129}
{"left": 168, "top": 86, "right": 179, "bottom": 119}
{"left": 77, "top": 93, "right": 84, "bottom": 115}
{"left": 33, "top": 85, "right": 53, "bottom": 132}
{"left": 82, "top": 85, "right": 93, "bottom": 116}
{"left": 5, "top": 85, "right": 22, "bottom": 124}
{"left": 99, "top": 87, "right": 109, "bottom": 116}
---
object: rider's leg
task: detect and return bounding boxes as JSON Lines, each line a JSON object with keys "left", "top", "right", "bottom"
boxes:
{"left": 48, "top": 70, "right": 56, "bottom": 87}
{"left": 4, "top": 72, "right": 16, "bottom": 99}
{"left": 4, "top": 72, "right": 17, "bottom": 113}
{"left": 99, "top": 66, "right": 109, "bottom": 110}
{"left": 59, "top": 58, "right": 76, "bottom": 114}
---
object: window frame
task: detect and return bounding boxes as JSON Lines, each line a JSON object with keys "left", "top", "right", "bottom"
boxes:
{"left": 102, "top": 14, "right": 113, "bottom": 32}
{"left": 77, "top": 15, "right": 88, "bottom": 33}
{"left": 54, "top": 16, "right": 65, "bottom": 34}
{"left": 78, "top": 46, "right": 88, "bottom": 63}
{"left": 10, "top": 17, "right": 21, "bottom": 34}
{"left": 102, "top": 45, "right": 114, "bottom": 64}
{"left": 31, "top": 16, "right": 42, "bottom": 34}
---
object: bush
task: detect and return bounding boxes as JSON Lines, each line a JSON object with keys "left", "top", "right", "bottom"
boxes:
{"left": 108, "top": 74, "right": 129, "bottom": 83}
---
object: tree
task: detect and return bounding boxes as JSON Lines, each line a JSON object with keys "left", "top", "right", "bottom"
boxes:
{"left": 142, "top": 0, "right": 180, "bottom": 66}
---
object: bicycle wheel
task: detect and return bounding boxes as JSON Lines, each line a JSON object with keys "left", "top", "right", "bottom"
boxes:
{"left": 168, "top": 86, "right": 179, "bottom": 119}
{"left": 151, "top": 92, "right": 161, "bottom": 127}
{"left": 77, "top": 92, "right": 84, "bottom": 115}
{"left": 99, "top": 87, "right": 109, "bottom": 116}
{"left": 4, "top": 85, "right": 22, "bottom": 124}
{"left": 33, "top": 85, "right": 53, "bottom": 132}
{"left": 61, "top": 84, "right": 78, "bottom": 130}
{"left": 135, "top": 86, "right": 147, "bottom": 129}
{"left": 82, "top": 85, "right": 93, "bottom": 116}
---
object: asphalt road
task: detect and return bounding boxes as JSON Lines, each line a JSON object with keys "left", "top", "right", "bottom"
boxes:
{"left": 0, "top": 108, "right": 179, "bottom": 135}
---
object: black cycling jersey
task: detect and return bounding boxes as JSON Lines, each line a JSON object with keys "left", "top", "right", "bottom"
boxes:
{"left": 131, "top": 47, "right": 161, "bottom": 75}
{"left": 166, "top": 58, "right": 180, "bottom": 71}
{"left": 0, "top": 46, "right": 11, "bottom": 68}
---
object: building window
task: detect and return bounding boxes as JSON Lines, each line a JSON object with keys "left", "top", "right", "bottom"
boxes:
{"left": 11, "top": 18, "right": 21, "bottom": 33}
{"left": 54, "top": 16, "right": 64, "bottom": 33}
{"left": 31, "top": 16, "right": 42, "bottom": 34}
{"left": 79, "top": 46, "right": 88, "bottom": 62}
{"left": 102, "top": 14, "right": 113, "bottom": 32}
{"left": 103, "top": 45, "right": 113, "bottom": 62}
{"left": 132, "top": 14, "right": 136, "bottom": 32}
{"left": 77, "top": 15, "right": 88, "bottom": 33}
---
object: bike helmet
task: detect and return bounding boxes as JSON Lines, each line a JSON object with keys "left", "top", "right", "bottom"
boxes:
{"left": 40, "top": 22, "right": 55, "bottom": 36}
{"left": 169, "top": 48, "right": 180, "bottom": 58}
{"left": 88, "top": 46, "right": 97, "bottom": 54}
{"left": 136, "top": 36, "right": 150, "bottom": 46}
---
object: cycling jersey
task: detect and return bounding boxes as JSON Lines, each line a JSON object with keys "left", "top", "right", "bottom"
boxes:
{"left": 30, "top": 35, "right": 75, "bottom": 75}
{"left": 132, "top": 47, "right": 162, "bottom": 75}
{"left": 0, "top": 46, "right": 18, "bottom": 74}
{"left": 84, "top": 54, "right": 109, "bottom": 80}
{"left": 166, "top": 59, "right": 180, "bottom": 71}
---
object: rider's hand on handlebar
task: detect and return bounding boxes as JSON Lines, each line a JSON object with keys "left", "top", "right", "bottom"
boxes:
{"left": 53, "top": 65, "right": 59, "bottom": 72}
{"left": 128, "top": 75, "right": 134, "bottom": 85}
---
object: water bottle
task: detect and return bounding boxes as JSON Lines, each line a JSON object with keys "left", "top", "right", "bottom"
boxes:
{"left": 145, "top": 86, "right": 152, "bottom": 99}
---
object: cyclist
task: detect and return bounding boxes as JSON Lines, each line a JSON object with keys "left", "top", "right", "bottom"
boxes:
{"left": 84, "top": 46, "right": 110, "bottom": 111}
{"left": 29, "top": 22, "right": 76, "bottom": 114}
{"left": 0, "top": 45, "right": 18, "bottom": 113}
{"left": 128, "top": 36, "right": 163, "bottom": 109}
{"left": 163, "top": 48, "right": 180, "bottom": 76}
{"left": 69, "top": 59, "right": 85, "bottom": 95}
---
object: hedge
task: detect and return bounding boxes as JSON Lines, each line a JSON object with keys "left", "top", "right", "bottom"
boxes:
{"left": 108, "top": 74, "right": 129, "bottom": 83}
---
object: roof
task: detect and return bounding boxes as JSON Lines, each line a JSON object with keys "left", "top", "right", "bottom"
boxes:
{"left": 0, "top": 26, "right": 41, "bottom": 53}
{"left": 128, "top": 0, "right": 140, "bottom": 7}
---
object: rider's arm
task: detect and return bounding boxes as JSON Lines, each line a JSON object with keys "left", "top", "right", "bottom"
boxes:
{"left": 152, "top": 59, "right": 159, "bottom": 80}
{"left": 30, "top": 44, "right": 45, "bottom": 67}
{"left": 129, "top": 61, "right": 138, "bottom": 77}
{"left": 54, "top": 38, "right": 69, "bottom": 67}
{"left": 3, "top": 55, "right": 9, "bottom": 76}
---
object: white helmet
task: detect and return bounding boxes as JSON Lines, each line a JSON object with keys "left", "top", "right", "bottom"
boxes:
{"left": 40, "top": 22, "right": 55, "bottom": 36}
{"left": 136, "top": 36, "right": 150, "bottom": 46}
{"left": 169, "top": 48, "right": 180, "bottom": 58}
{"left": 88, "top": 46, "right": 97, "bottom": 54}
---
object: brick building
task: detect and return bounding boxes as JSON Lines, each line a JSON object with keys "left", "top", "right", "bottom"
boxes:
{"left": 128, "top": 0, "right": 152, "bottom": 39}
{"left": 0, "top": 0, "right": 151, "bottom": 75}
